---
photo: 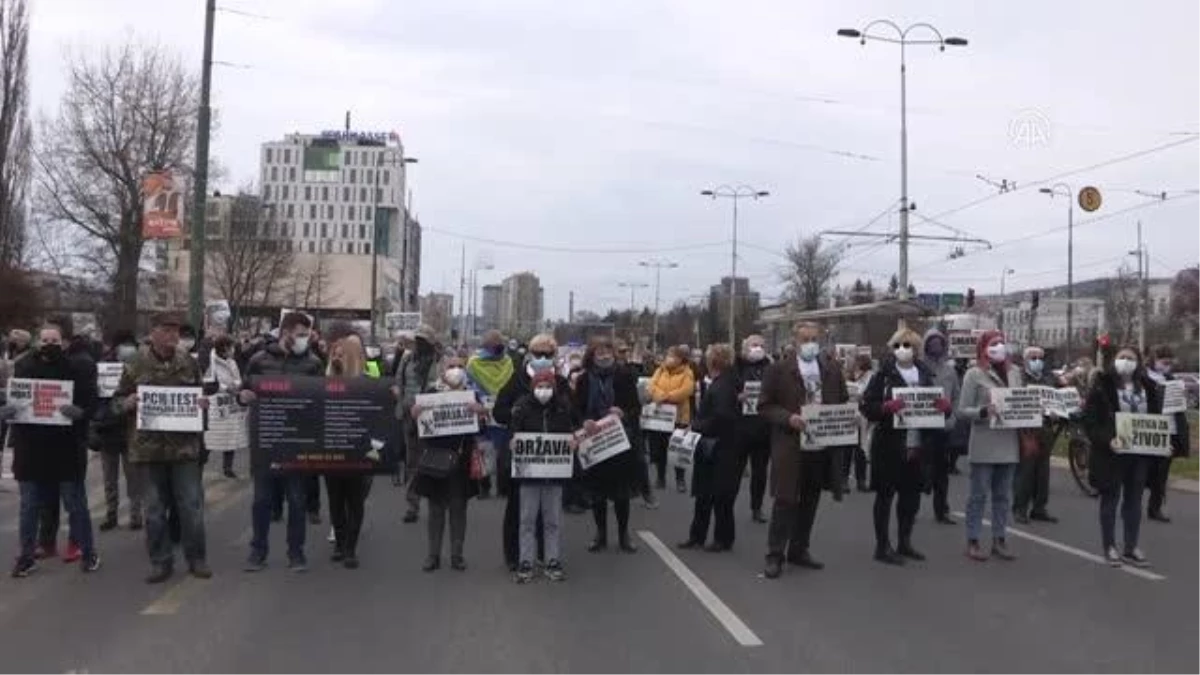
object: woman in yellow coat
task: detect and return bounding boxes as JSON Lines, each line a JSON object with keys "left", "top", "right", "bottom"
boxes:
{"left": 648, "top": 346, "right": 696, "bottom": 493}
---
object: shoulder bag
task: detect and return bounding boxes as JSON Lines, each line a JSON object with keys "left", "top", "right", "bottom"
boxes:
{"left": 418, "top": 439, "right": 463, "bottom": 479}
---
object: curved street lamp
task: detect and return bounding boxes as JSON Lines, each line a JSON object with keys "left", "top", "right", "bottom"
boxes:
{"left": 1039, "top": 183, "right": 1074, "bottom": 361}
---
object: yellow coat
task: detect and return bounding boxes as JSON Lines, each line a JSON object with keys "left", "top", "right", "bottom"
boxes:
{"left": 649, "top": 364, "right": 695, "bottom": 426}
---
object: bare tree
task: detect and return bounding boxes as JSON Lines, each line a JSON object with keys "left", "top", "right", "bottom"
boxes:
{"left": 1106, "top": 263, "right": 1140, "bottom": 346}
{"left": 205, "top": 193, "right": 294, "bottom": 325}
{"left": 0, "top": 0, "right": 28, "bottom": 267}
{"left": 780, "top": 235, "right": 841, "bottom": 311}
{"left": 285, "top": 250, "right": 339, "bottom": 310}
{"left": 34, "top": 39, "right": 199, "bottom": 331}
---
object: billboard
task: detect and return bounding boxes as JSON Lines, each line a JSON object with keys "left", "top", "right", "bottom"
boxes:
{"left": 303, "top": 146, "right": 341, "bottom": 172}
{"left": 141, "top": 170, "right": 184, "bottom": 239}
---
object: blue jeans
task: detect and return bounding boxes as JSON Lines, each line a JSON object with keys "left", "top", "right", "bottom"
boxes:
{"left": 965, "top": 463, "right": 1017, "bottom": 542}
{"left": 143, "top": 461, "right": 206, "bottom": 567}
{"left": 18, "top": 481, "right": 94, "bottom": 561}
{"left": 251, "top": 473, "right": 307, "bottom": 561}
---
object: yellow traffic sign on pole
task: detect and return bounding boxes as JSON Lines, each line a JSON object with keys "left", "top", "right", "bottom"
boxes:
{"left": 1078, "top": 186, "right": 1102, "bottom": 212}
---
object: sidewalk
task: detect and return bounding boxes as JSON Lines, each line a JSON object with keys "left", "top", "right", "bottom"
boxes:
{"left": 1050, "top": 456, "right": 1199, "bottom": 494}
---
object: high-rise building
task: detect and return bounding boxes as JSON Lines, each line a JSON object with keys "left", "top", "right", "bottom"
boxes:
{"left": 480, "top": 284, "right": 502, "bottom": 333}
{"left": 420, "top": 292, "right": 455, "bottom": 338}
{"left": 499, "top": 272, "right": 544, "bottom": 337}
{"left": 708, "top": 276, "right": 761, "bottom": 342}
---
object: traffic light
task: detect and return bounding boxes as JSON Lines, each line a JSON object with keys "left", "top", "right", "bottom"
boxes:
{"left": 1031, "top": 290, "right": 1040, "bottom": 310}
{"left": 966, "top": 288, "right": 976, "bottom": 308}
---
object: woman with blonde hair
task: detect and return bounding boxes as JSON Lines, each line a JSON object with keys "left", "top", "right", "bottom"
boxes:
{"left": 324, "top": 328, "right": 374, "bottom": 569}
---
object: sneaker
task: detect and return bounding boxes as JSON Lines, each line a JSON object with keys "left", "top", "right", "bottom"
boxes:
{"left": 62, "top": 542, "right": 82, "bottom": 564}
{"left": 244, "top": 555, "right": 267, "bottom": 572}
{"left": 188, "top": 561, "right": 213, "bottom": 579}
{"left": 327, "top": 527, "right": 336, "bottom": 544}
{"left": 545, "top": 559, "right": 566, "bottom": 582}
{"left": 515, "top": 562, "right": 534, "bottom": 584}
{"left": 402, "top": 510, "right": 418, "bottom": 524}
{"left": 287, "top": 556, "right": 309, "bottom": 573}
{"left": 81, "top": 553, "right": 101, "bottom": 573}
{"left": 1122, "top": 548, "right": 1150, "bottom": 568}
{"left": 751, "top": 510, "right": 767, "bottom": 524}
{"left": 145, "top": 564, "right": 174, "bottom": 584}
{"left": 1104, "top": 546, "right": 1123, "bottom": 567}
{"left": 422, "top": 555, "right": 440, "bottom": 572}
{"left": 11, "top": 557, "right": 37, "bottom": 578}
{"left": 450, "top": 556, "right": 467, "bottom": 571}
{"left": 1147, "top": 510, "right": 1171, "bottom": 523}
{"left": 991, "top": 538, "right": 1017, "bottom": 561}
{"left": 642, "top": 494, "right": 659, "bottom": 509}
{"left": 965, "top": 541, "right": 988, "bottom": 562}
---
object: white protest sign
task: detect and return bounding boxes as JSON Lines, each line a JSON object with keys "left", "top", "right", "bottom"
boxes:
{"left": 799, "top": 403, "right": 859, "bottom": 450}
{"left": 1113, "top": 413, "right": 1173, "bottom": 457}
{"left": 5, "top": 378, "right": 74, "bottom": 426}
{"left": 510, "top": 432, "right": 575, "bottom": 479}
{"left": 988, "top": 387, "right": 1044, "bottom": 429}
{"left": 480, "top": 393, "right": 499, "bottom": 427}
{"left": 1161, "top": 380, "right": 1186, "bottom": 415}
{"left": 1056, "top": 388, "right": 1082, "bottom": 416}
{"left": 742, "top": 381, "right": 762, "bottom": 416}
{"left": 948, "top": 331, "right": 977, "bottom": 360}
{"left": 641, "top": 402, "right": 677, "bottom": 433}
{"left": 636, "top": 377, "right": 652, "bottom": 405}
{"left": 209, "top": 393, "right": 236, "bottom": 421}
{"left": 385, "top": 312, "right": 422, "bottom": 335}
{"left": 891, "top": 386, "right": 946, "bottom": 429}
{"left": 415, "top": 390, "right": 480, "bottom": 438}
{"left": 575, "top": 415, "right": 631, "bottom": 469}
{"left": 137, "top": 386, "right": 204, "bottom": 432}
{"left": 96, "top": 363, "right": 124, "bottom": 399}
{"left": 1028, "top": 385, "right": 1060, "bottom": 416}
{"left": 667, "top": 428, "right": 702, "bottom": 468}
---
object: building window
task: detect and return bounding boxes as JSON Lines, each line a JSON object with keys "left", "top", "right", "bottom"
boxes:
{"left": 360, "top": 187, "right": 368, "bottom": 202}
{"left": 322, "top": 186, "right": 329, "bottom": 201}
{"left": 270, "top": 166, "right": 278, "bottom": 181}
{"left": 304, "top": 186, "right": 312, "bottom": 200}
{"left": 309, "top": 204, "right": 316, "bottom": 219}
{"left": 263, "top": 184, "right": 271, "bottom": 199}
{"left": 281, "top": 185, "right": 289, "bottom": 200}
{"left": 303, "top": 222, "right": 310, "bottom": 237}
{"left": 364, "top": 206, "right": 372, "bottom": 222}
{"left": 288, "top": 166, "right": 296, "bottom": 181}
{"left": 376, "top": 188, "right": 383, "bottom": 203}
{"left": 308, "top": 241, "right": 315, "bottom": 253}
{"left": 266, "top": 148, "right": 273, "bottom": 163}
{"left": 383, "top": 170, "right": 390, "bottom": 185}
{"left": 326, "top": 205, "right": 333, "bottom": 218}
{"left": 283, "top": 148, "right": 291, "bottom": 163}
{"left": 325, "top": 240, "right": 333, "bottom": 253}
{"left": 321, "top": 223, "right": 327, "bottom": 238}
{"left": 344, "top": 151, "right": 351, "bottom": 166}
{"left": 349, "top": 168, "right": 357, "bottom": 184}
{"left": 366, "top": 169, "right": 373, "bottom": 184}
{"left": 364, "top": 242, "right": 371, "bottom": 256}
{"left": 341, "top": 223, "right": 349, "bottom": 238}
{"left": 343, "top": 187, "right": 350, "bottom": 202}
{"left": 359, "top": 224, "right": 366, "bottom": 239}
{"left": 286, "top": 204, "right": 294, "bottom": 218}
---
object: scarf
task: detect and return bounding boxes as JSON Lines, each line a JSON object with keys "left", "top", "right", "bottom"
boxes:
{"left": 466, "top": 354, "right": 514, "bottom": 396}
{"left": 586, "top": 368, "right": 616, "bottom": 420}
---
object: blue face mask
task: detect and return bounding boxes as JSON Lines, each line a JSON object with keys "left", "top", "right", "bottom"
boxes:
{"left": 530, "top": 356, "right": 554, "bottom": 372}
{"left": 799, "top": 342, "right": 820, "bottom": 362}
{"left": 1027, "top": 359, "right": 1044, "bottom": 375}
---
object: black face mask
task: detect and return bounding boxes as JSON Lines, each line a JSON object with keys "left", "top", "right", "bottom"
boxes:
{"left": 39, "top": 344, "right": 64, "bottom": 361}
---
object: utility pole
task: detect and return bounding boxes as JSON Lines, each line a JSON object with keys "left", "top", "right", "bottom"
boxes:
{"left": 1136, "top": 221, "right": 1147, "bottom": 353}
{"left": 619, "top": 281, "right": 649, "bottom": 313}
{"left": 700, "top": 186, "right": 768, "bottom": 345}
{"left": 187, "top": 0, "right": 216, "bottom": 328}
{"left": 458, "top": 244, "right": 466, "bottom": 346}
{"left": 568, "top": 291, "right": 575, "bottom": 323}
{"left": 639, "top": 259, "right": 679, "bottom": 353}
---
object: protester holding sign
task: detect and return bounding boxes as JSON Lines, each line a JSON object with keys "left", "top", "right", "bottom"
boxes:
{"left": 394, "top": 324, "right": 444, "bottom": 524}
{"left": 93, "top": 331, "right": 144, "bottom": 532}
{"left": 205, "top": 335, "right": 247, "bottom": 480}
{"left": 115, "top": 312, "right": 211, "bottom": 583}
{"left": 508, "top": 368, "right": 581, "bottom": 582}
{"left": 648, "top": 346, "right": 695, "bottom": 493}
{"left": 957, "top": 330, "right": 1023, "bottom": 562}
{"left": 920, "top": 329, "right": 962, "bottom": 525}
{"left": 466, "top": 330, "right": 516, "bottom": 500}
{"left": 736, "top": 335, "right": 773, "bottom": 523}
{"left": 573, "top": 337, "right": 641, "bottom": 553}
{"left": 678, "top": 344, "right": 742, "bottom": 553}
{"left": 1, "top": 320, "right": 100, "bottom": 577}
{"left": 411, "top": 356, "right": 489, "bottom": 572}
{"left": 1144, "top": 344, "right": 1190, "bottom": 523}
{"left": 1012, "top": 345, "right": 1061, "bottom": 526}
{"left": 861, "top": 328, "right": 952, "bottom": 565}
{"left": 1083, "top": 344, "right": 1161, "bottom": 567}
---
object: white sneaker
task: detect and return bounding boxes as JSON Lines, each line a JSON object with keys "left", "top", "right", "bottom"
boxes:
{"left": 327, "top": 527, "right": 336, "bottom": 544}
{"left": 1104, "top": 546, "right": 1122, "bottom": 567}
{"left": 1122, "top": 547, "right": 1150, "bottom": 568}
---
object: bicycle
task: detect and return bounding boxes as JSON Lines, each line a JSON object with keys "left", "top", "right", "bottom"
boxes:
{"left": 1051, "top": 414, "right": 1098, "bottom": 498}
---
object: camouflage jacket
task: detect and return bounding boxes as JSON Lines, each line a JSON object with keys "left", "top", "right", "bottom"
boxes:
{"left": 113, "top": 345, "right": 203, "bottom": 464}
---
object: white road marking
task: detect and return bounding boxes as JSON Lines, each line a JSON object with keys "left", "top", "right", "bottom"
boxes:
{"left": 951, "top": 512, "right": 1166, "bottom": 582}
{"left": 637, "top": 530, "right": 763, "bottom": 647}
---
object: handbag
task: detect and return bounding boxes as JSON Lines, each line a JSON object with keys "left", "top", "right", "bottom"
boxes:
{"left": 418, "top": 441, "right": 462, "bottom": 479}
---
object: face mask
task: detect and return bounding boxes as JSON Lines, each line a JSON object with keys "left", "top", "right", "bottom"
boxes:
{"left": 530, "top": 356, "right": 554, "bottom": 372}
{"left": 291, "top": 336, "right": 310, "bottom": 355}
{"left": 508, "top": 341, "right": 519, "bottom": 352}
{"left": 39, "top": 344, "right": 63, "bottom": 360}
{"left": 444, "top": 367, "right": 466, "bottom": 387}
{"left": 986, "top": 343, "right": 1007, "bottom": 363}
{"left": 747, "top": 346, "right": 765, "bottom": 362}
{"left": 1027, "top": 359, "right": 1044, "bottom": 375}
{"left": 925, "top": 340, "right": 945, "bottom": 359}
{"left": 534, "top": 386, "right": 554, "bottom": 404}
{"left": 179, "top": 338, "right": 196, "bottom": 353}
{"left": 799, "top": 342, "right": 820, "bottom": 362}
{"left": 594, "top": 356, "right": 615, "bottom": 370}
{"left": 1114, "top": 358, "right": 1137, "bottom": 377}
{"left": 893, "top": 346, "right": 914, "bottom": 364}
{"left": 117, "top": 344, "right": 138, "bottom": 362}
{"left": 1155, "top": 360, "right": 1173, "bottom": 375}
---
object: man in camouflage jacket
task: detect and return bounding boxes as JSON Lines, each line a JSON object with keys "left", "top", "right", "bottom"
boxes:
{"left": 113, "top": 312, "right": 211, "bottom": 583}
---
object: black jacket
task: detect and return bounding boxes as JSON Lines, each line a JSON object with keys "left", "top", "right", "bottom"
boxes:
{"left": 690, "top": 370, "right": 742, "bottom": 497}
{"left": 11, "top": 349, "right": 98, "bottom": 483}
{"left": 861, "top": 357, "right": 942, "bottom": 492}
{"left": 735, "top": 355, "right": 770, "bottom": 444}
{"left": 572, "top": 364, "right": 640, "bottom": 498}
{"left": 1084, "top": 370, "right": 1163, "bottom": 492}
{"left": 243, "top": 343, "right": 325, "bottom": 475}
{"left": 510, "top": 392, "right": 582, "bottom": 484}
{"left": 493, "top": 365, "right": 571, "bottom": 428}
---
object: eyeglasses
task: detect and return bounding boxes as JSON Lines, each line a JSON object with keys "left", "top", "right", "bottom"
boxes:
{"left": 891, "top": 342, "right": 914, "bottom": 349}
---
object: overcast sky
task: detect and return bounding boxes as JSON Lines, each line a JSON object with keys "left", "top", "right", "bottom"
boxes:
{"left": 30, "top": 0, "right": 1200, "bottom": 319}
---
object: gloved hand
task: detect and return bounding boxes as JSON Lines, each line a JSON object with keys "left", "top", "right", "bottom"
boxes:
{"left": 59, "top": 404, "right": 86, "bottom": 421}
{"left": 0, "top": 404, "right": 17, "bottom": 422}
{"left": 882, "top": 399, "right": 906, "bottom": 415}
{"left": 934, "top": 397, "right": 953, "bottom": 414}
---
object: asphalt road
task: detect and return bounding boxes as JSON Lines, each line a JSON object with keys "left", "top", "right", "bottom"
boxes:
{"left": 0, "top": 452, "right": 1195, "bottom": 673}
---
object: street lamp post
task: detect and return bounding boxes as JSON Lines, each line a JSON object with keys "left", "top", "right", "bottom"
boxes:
{"left": 370, "top": 153, "right": 418, "bottom": 345}
{"left": 997, "top": 267, "right": 1015, "bottom": 332}
{"left": 639, "top": 260, "right": 679, "bottom": 354}
{"left": 618, "top": 281, "right": 649, "bottom": 313}
{"left": 1039, "top": 183, "right": 1074, "bottom": 362}
{"left": 469, "top": 263, "right": 494, "bottom": 339}
{"left": 837, "top": 21, "right": 967, "bottom": 300}
{"left": 701, "top": 185, "right": 769, "bottom": 345}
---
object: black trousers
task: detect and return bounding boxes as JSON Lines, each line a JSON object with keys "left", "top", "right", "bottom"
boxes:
{"left": 592, "top": 497, "right": 631, "bottom": 542}
{"left": 927, "top": 431, "right": 953, "bottom": 519}
{"left": 503, "top": 487, "right": 544, "bottom": 566}
{"left": 689, "top": 494, "right": 735, "bottom": 546}
{"left": 841, "top": 446, "right": 868, "bottom": 485}
{"left": 1146, "top": 456, "right": 1172, "bottom": 516}
{"left": 738, "top": 439, "right": 771, "bottom": 512}
{"left": 1014, "top": 446, "right": 1051, "bottom": 516}
{"left": 766, "top": 488, "right": 821, "bottom": 560}
{"left": 325, "top": 475, "right": 369, "bottom": 556}
{"left": 646, "top": 431, "right": 685, "bottom": 485}
{"left": 873, "top": 485, "right": 920, "bottom": 551}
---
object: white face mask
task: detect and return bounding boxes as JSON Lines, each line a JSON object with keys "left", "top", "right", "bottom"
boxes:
{"left": 986, "top": 343, "right": 1007, "bottom": 363}
{"left": 179, "top": 338, "right": 195, "bottom": 353}
{"left": 534, "top": 386, "right": 554, "bottom": 404}
{"left": 893, "top": 346, "right": 914, "bottom": 364}
{"left": 746, "top": 346, "right": 765, "bottom": 362}
{"left": 799, "top": 342, "right": 820, "bottom": 362}
{"left": 1027, "top": 358, "right": 1044, "bottom": 375}
{"left": 1114, "top": 358, "right": 1137, "bottom": 377}
{"left": 444, "top": 367, "right": 466, "bottom": 388}
{"left": 116, "top": 345, "right": 138, "bottom": 362}
{"left": 290, "top": 336, "right": 309, "bottom": 356}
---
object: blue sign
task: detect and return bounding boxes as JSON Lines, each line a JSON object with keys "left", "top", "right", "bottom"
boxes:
{"left": 916, "top": 293, "right": 941, "bottom": 310}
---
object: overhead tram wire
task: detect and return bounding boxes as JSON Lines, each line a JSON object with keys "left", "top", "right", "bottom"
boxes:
{"left": 422, "top": 225, "right": 728, "bottom": 255}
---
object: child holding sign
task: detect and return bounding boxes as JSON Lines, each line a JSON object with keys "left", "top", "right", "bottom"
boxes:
{"left": 509, "top": 369, "right": 581, "bottom": 583}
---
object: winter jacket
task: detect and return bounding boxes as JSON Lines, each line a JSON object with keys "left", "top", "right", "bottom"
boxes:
{"left": 113, "top": 345, "right": 204, "bottom": 464}
{"left": 736, "top": 355, "right": 770, "bottom": 445}
{"left": 690, "top": 370, "right": 743, "bottom": 498}
{"left": 957, "top": 364, "right": 1024, "bottom": 465}
{"left": 394, "top": 348, "right": 442, "bottom": 421}
{"left": 572, "top": 364, "right": 641, "bottom": 499}
{"left": 509, "top": 391, "right": 581, "bottom": 483}
{"left": 649, "top": 364, "right": 695, "bottom": 426}
{"left": 861, "top": 357, "right": 943, "bottom": 492}
{"left": 11, "top": 349, "right": 98, "bottom": 483}
{"left": 921, "top": 329, "right": 961, "bottom": 430}
{"left": 1085, "top": 370, "right": 1163, "bottom": 492}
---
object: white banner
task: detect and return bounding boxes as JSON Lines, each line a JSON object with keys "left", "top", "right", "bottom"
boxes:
{"left": 96, "top": 363, "right": 124, "bottom": 399}
{"left": 5, "top": 378, "right": 74, "bottom": 426}
{"left": 415, "top": 390, "right": 480, "bottom": 438}
{"left": 891, "top": 386, "right": 945, "bottom": 429}
{"left": 742, "top": 381, "right": 762, "bottom": 416}
{"left": 948, "top": 331, "right": 978, "bottom": 360}
{"left": 1161, "top": 380, "right": 1186, "bottom": 416}
{"left": 799, "top": 403, "right": 859, "bottom": 450}
{"left": 510, "top": 432, "right": 575, "bottom": 479}
{"left": 209, "top": 393, "right": 236, "bottom": 420}
{"left": 1113, "top": 413, "right": 1173, "bottom": 457}
{"left": 137, "top": 385, "right": 204, "bottom": 432}
{"left": 641, "top": 402, "right": 677, "bottom": 433}
{"left": 1031, "top": 386, "right": 1083, "bottom": 418}
{"left": 575, "top": 415, "right": 631, "bottom": 469}
{"left": 667, "top": 428, "right": 702, "bottom": 468}
{"left": 385, "top": 312, "right": 423, "bottom": 335}
{"left": 988, "top": 387, "right": 1044, "bottom": 429}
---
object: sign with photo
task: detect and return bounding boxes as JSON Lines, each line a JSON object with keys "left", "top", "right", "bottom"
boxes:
{"left": 641, "top": 402, "right": 678, "bottom": 433}
{"left": 5, "top": 378, "right": 74, "bottom": 426}
{"left": 890, "top": 386, "right": 946, "bottom": 429}
{"left": 1160, "top": 380, "right": 1186, "bottom": 416}
{"left": 575, "top": 415, "right": 631, "bottom": 469}
{"left": 415, "top": 390, "right": 480, "bottom": 438}
{"left": 667, "top": 428, "right": 702, "bottom": 468}
{"left": 741, "top": 381, "right": 762, "bottom": 416}
{"left": 799, "top": 403, "right": 859, "bottom": 450}
{"left": 1113, "top": 413, "right": 1172, "bottom": 457}
{"left": 96, "top": 363, "right": 125, "bottom": 399}
{"left": 988, "top": 387, "right": 1044, "bottom": 429}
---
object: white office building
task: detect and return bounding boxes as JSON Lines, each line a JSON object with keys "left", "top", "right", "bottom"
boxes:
{"left": 258, "top": 130, "right": 421, "bottom": 312}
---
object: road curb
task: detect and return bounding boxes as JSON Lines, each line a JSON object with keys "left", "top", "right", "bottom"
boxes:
{"left": 1049, "top": 456, "right": 1199, "bottom": 494}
